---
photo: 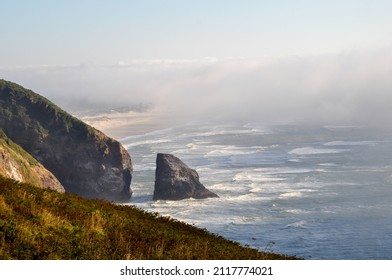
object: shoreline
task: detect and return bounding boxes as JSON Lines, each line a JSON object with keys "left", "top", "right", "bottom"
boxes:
{"left": 79, "top": 110, "right": 173, "bottom": 139}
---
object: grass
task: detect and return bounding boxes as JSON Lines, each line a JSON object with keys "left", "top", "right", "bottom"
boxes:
{"left": 0, "top": 175, "right": 298, "bottom": 260}
{"left": 0, "top": 128, "right": 38, "bottom": 166}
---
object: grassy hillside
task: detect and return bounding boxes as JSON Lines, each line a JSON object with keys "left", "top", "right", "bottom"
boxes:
{"left": 0, "top": 129, "right": 64, "bottom": 192}
{"left": 0, "top": 175, "right": 297, "bottom": 260}
{"left": 0, "top": 128, "right": 38, "bottom": 166}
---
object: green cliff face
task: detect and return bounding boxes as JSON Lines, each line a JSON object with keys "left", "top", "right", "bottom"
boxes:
{"left": 0, "top": 79, "right": 133, "bottom": 201}
{"left": 0, "top": 129, "right": 64, "bottom": 192}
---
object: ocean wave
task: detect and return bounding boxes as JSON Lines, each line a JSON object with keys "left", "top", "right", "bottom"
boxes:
{"left": 233, "top": 172, "right": 285, "bottom": 183}
{"left": 228, "top": 216, "right": 261, "bottom": 226}
{"left": 280, "top": 192, "right": 304, "bottom": 198}
{"left": 249, "top": 189, "right": 263, "bottom": 194}
{"left": 123, "top": 139, "right": 172, "bottom": 148}
{"left": 133, "top": 163, "right": 156, "bottom": 171}
{"left": 185, "top": 142, "right": 213, "bottom": 149}
{"left": 318, "top": 163, "right": 337, "bottom": 167}
{"left": 287, "top": 158, "right": 301, "bottom": 163}
{"left": 253, "top": 167, "right": 327, "bottom": 174}
{"left": 196, "top": 167, "right": 233, "bottom": 175}
{"left": 289, "top": 147, "right": 348, "bottom": 155}
{"left": 284, "top": 209, "right": 310, "bottom": 214}
{"left": 243, "top": 123, "right": 275, "bottom": 134}
{"left": 324, "top": 140, "right": 377, "bottom": 146}
{"left": 171, "top": 142, "right": 213, "bottom": 155}
{"left": 204, "top": 145, "right": 265, "bottom": 158}
{"left": 175, "top": 125, "right": 256, "bottom": 138}
{"left": 283, "top": 220, "right": 309, "bottom": 229}
{"left": 225, "top": 193, "right": 270, "bottom": 202}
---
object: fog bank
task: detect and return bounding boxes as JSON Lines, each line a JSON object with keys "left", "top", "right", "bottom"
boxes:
{"left": 1, "top": 48, "right": 392, "bottom": 128}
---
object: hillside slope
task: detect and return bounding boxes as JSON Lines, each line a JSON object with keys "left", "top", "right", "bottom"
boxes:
{"left": 0, "top": 129, "right": 64, "bottom": 193}
{"left": 0, "top": 175, "right": 296, "bottom": 260}
{"left": 0, "top": 79, "right": 132, "bottom": 201}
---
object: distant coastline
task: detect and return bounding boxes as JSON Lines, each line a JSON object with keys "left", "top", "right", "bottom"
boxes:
{"left": 77, "top": 109, "right": 174, "bottom": 139}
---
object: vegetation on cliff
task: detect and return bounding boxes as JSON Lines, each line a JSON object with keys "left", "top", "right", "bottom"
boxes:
{"left": 0, "top": 129, "right": 64, "bottom": 192}
{"left": 0, "top": 175, "right": 296, "bottom": 260}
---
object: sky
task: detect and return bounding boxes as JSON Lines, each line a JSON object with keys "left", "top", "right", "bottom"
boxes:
{"left": 1, "top": 0, "right": 392, "bottom": 127}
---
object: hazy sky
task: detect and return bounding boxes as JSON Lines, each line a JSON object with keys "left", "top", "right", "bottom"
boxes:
{"left": 1, "top": 0, "right": 392, "bottom": 127}
{"left": 1, "top": 0, "right": 392, "bottom": 65}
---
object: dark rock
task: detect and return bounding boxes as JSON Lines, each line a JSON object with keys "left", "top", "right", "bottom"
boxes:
{"left": 0, "top": 129, "right": 65, "bottom": 193}
{"left": 153, "top": 153, "right": 218, "bottom": 200}
{"left": 0, "top": 79, "right": 133, "bottom": 201}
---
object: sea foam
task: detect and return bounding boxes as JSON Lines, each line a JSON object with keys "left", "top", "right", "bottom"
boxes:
{"left": 289, "top": 147, "right": 347, "bottom": 155}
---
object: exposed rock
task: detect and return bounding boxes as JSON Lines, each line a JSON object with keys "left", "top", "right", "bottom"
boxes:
{"left": 153, "top": 153, "right": 218, "bottom": 200}
{"left": 0, "top": 129, "right": 65, "bottom": 193}
{"left": 0, "top": 79, "right": 132, "bottom": 201}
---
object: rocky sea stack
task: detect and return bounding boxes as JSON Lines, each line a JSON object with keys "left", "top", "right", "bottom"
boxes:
{"left": 153, "top": 153, "right": 218, "bottom": 200}
{"left": 0, "top": 79, "right": 133, "bottom": 201}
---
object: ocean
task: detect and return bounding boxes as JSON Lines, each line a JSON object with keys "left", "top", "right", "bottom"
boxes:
{"left": 120, "top": 121, "right": 392, "bottom": 259}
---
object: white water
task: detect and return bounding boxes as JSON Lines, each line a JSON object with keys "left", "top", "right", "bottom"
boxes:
{"left": 121, "top": 121, "right": 392, "bottom": 259}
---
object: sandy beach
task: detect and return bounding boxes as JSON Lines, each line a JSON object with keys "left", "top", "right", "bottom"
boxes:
{"left": 79, "top": 110, "right": 174, "bottom": 140}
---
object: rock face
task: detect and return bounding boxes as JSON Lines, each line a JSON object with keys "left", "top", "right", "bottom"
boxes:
{"left": 153, "top": 153, "right": 218, "bottom": 200}
{"left": 0, "top": 129, "right": 65, "bottom": 193}
{"left": 0, "top": 79, "right": 133, "bottom": 201}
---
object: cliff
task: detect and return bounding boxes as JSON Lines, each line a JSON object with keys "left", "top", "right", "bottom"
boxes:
{"left": 0, "top": 129, "right": 64, "bottom": 192}
{"left": 0, "top": 79, "right": 133, "bottom": 201}
{"left": 154, "top": 153, "right": 219, "bottom": 200}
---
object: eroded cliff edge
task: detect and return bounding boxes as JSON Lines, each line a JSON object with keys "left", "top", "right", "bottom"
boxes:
{"left": 0, "top": 79, "right": 133, "bottom": 201}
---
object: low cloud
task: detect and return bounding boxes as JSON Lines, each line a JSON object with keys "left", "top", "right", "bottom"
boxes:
{"left": 1, "top": 48, "right": 392, "bottom": 128}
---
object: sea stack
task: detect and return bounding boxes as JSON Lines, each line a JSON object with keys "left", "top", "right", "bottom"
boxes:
{"left": 153, "top": 153, "right": 218, "bottom": 200}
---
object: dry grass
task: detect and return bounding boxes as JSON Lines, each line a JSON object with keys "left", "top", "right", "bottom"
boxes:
{"left": 0, "top": 175, "right": 298, "bottom": 260}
